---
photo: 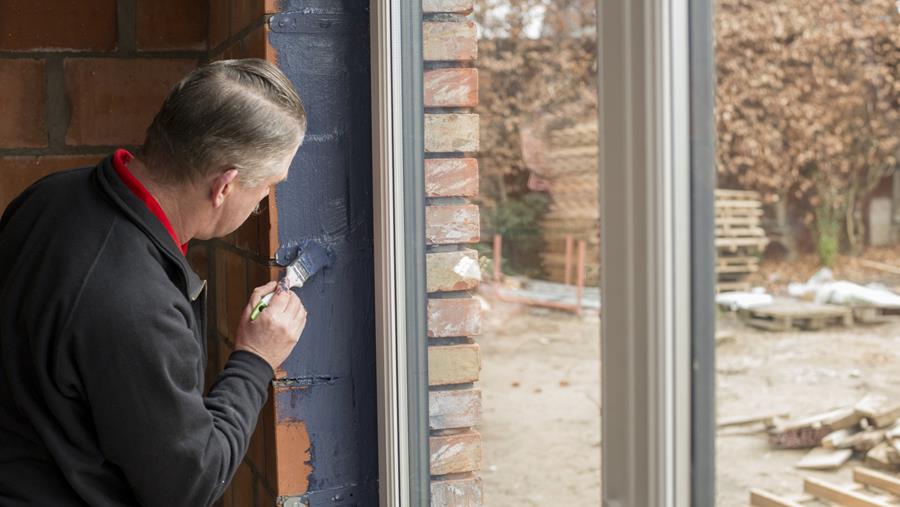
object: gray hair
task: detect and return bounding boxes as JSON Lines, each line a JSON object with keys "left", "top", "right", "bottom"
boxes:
{"left": 141, "top": 58, "right": 307, "bottom": 187}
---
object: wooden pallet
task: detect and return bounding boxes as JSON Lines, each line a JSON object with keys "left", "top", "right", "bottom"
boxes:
{"left": 852, "top": 306, "right": 900, "bottom": 324}
{"left": 738, "top": 299, "right": 853, "bottom": 331}
{"left": 750, "top": 468, "right": 900, "bottom": 506}
{"left": 716, "top": 255, "right": 760, "bottom": 275}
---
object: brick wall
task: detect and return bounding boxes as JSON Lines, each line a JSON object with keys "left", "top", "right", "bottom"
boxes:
{"left": 423, "top": 0, "right": 485, "bottom": 505}
{"left": 0, "top": 0, "right": 206, "bottom": 211}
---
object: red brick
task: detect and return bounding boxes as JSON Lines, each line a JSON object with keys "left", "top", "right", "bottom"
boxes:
{"left": 226, "top": 252, "right": 248, "bottom": 339}
{"left": 186, "top": 243, "right": 210, "bottom": 280}
{"left": 423, "top": 21, "right": 477, "bottom": 61}
{"left": 428, "top": 344, "right": 481, "bottom": 386}
{"left": 0, "top": 155, "right": 103, "bottom": 212}
{"left": 0, "top": 60, "right": 46, "bottom": 148}
{"left": 427, "top": 298, "right": 481, "bottom": 337}
{"left": 65, "top": 59, "right": 197, "bottom": 146}
{"left": 215, "top": 249, "right": 229, "bottom": 339}
{"left": 429, "top": 388, "right": 482, "bottom": 430}
{"left": 0, "top": 0, "right": 116, "bottom": 51}
{"left": 209, "top": 0, "right": 231, "bottom": 51}
{"left": 243, "top": 24, "right": 276, "bottom": 61}
{"left": 423, "top": 0, "right": 474, "bottom": 14}
{"left": 424, "top": 68, "right": 478, "bottom": 108}
{"left": 231, "top": 462, "right": 254, "bottom": 507}
{"left": 425, "top": 205, "right": 480, "bottom": 245}
{"left": 425, "top": 158, "right": 478, "bottom": 197}
{"left": 273, "top": 418, "right": 313, "bottom": 495}
{"left": 231, "top": 0, "right": 265, "bottom": 36}
{"left": 426, "top": 250, "right": 481, "bottom": 293}
{"left": 137, "top": 0, "right": 208, "bottom": 51}
{"left": 425, "top": 114, "right": 479, "bottom": 153}
{"left": 430, "top": 431, "right": 482, "bottom": 475}
{"left": 431, "top": 475, "right": 483, "bottom": 506}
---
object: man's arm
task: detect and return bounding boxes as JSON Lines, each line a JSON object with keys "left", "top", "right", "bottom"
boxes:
{"left": 72, "top": 280, "right": 304, "bottom": 507}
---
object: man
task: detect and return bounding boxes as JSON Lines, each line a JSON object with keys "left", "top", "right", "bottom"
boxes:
{"left": 0, "top": 59, "right": 308, "bottom": 506}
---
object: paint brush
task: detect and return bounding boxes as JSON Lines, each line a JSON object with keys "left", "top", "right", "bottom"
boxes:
{"left": 250, "top": 241, "right": 335, "bottom": 321}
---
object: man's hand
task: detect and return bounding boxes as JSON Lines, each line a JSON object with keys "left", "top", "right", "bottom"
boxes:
{"left": 235, "top": 281, "right": 307, "bottom": 372}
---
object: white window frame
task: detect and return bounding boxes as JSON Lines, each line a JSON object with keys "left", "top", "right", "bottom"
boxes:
{"left": 371, "top": 0, "right": 714, "bottom": 503}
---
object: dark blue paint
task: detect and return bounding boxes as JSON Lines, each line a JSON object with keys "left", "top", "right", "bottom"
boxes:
{"left": 268, "top": 1, "right": 378, "bottom": 503}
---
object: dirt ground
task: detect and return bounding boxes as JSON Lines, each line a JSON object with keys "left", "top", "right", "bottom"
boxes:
{"left": 475, "top": 295, "right": 601, "bottom": 507}
{"left": 476, "top": 272, "right": 900, "bottom": 506}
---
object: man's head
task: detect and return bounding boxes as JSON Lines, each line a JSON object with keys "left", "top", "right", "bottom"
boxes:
{"left": 139, "top": 58, "right": 306, "bottom": 240}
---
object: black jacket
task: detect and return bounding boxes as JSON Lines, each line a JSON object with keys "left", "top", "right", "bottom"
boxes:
{"left": 0, "top": 156, "right": 273, "bottom": 506}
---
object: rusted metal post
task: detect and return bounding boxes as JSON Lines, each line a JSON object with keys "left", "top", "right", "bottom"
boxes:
{"left": 493, "top": 234, "right": 502, "bottom": 283}
{"left": 564, "top": 235, "right": 574, "bottom": 285}
{"left": 576, "top": 239, "right": 586, "bottom": 316}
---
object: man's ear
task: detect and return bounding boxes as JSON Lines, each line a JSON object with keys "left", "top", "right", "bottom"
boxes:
{"left": 210, "top": 169, "right": 239, "bottom": 208}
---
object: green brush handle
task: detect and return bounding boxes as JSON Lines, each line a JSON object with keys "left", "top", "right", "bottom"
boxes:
{"left": 250, "top": 291, "right": 276, "bottom": 321}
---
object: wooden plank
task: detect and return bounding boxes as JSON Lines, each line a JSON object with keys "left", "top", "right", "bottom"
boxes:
{"left": 796, "top": 447, "right": 853, "bottom": 470}
{"left": 855, "top": 394, "right": 900, "bottom": 428}
{"left": 853, "top": 467, "right": 900, "bottom": 496}
{"left": 718, "top": 411, "right": 789, "bottom": 429}
{"left": 803, "top": 476, "right": 893, "bottom": 507}
{"left": 749, "top": 489, "right": 806, "bottom": 507}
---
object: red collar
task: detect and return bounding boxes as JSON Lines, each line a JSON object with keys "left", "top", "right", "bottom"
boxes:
{"left": 111, "top": 149, "right": 188, "bottom": 256}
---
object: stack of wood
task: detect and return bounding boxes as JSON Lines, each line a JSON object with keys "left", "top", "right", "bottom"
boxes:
{"left": 534, "top": 122, "right": 601, "bottom": 286}
{"left": 716, "top": 189, "right": 769, "bottom": 292}
{"left": 764, "top": 394, "right": 900, "bottom": 471}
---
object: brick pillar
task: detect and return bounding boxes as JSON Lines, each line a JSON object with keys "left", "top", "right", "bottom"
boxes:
{"left": 422, "top": 1, "right": 485, "bottom": 505}
{"left": 202, "top": 3, "right": 284, "bottom": 506}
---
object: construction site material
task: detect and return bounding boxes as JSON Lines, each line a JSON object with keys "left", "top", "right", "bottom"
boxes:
{"left": 795, "top": 448, "right": 853, "bottom": 470}
{"left": 751, "top": 470, "right": 900, "bottom": 507}
{"left": 716, "top": 189, "right": 768, "bottom": 293}
{"left": 718, "top": 411, "right": 789, "bottom": 430}
{"left": 856, "top": 394, "right": 900, "bottom": 428}
{"left": 788, "top": 268, "right": 900, "bottom": 324}
{"left": 768, "top": 407, "right": 859, "bottom": 449}
{"left": 859, "top": 259, "right": 900, "bottom": 277}
{"left": 738, "top": 297, "right": 853, "bottom": 332}
{"left": 716, "top": 291, "right": 774, "bottom": 311}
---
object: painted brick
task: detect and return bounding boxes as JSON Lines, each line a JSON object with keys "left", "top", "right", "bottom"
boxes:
{"left": 430, "top": 431, "right": 482, "bottom": 475}
{"left": 426, "top": 250, "right": 480, "bottom": 293}
{"left": 0, "top": 155, "right": 103, "bottom": 212}
{"left": 428, "top": 344, "right": 481, "bottom": 386}
{"left": 231, "top": 462, "right": 254, "bottom": 507}
{"left": 65, "top": 59, "right": 197, "bottom": 146}
{"left": 425, "top": 205, "right": 480, "bottom": 245}
{"left": 424, "top": 68, "right": 478, "bottom": 108}
{"left": 425, "top": 158, "right": 479, "bottom": 197}
{"left": 273, "top": 419, "right": 313, "bottom": 495}
{"left": 423, "top": 21, "right": 477, "bottom": 61}
{"left": 431, "top": 475, "right": 484, "bottom": 507}
{"left": 231, "top": 0, "right": 264, "bottom": 36}
{"left": 0, "top": 60, "right": 46, "bottom": 148}
{"left": 0, "top": 0, "right": 116, "bottom": 51}
{"left": 136, "top": 0, "right": 208, "bottom": 50}
{"left": 209, "top": 0, "right": 231, "bottom": 51}
{"left": 425, "top": 114, "right": 479, "bottom": 153}
{"left": 429, "top": 388, "right": 482, "bottom": 430}
{"left": 423, "top": 0, "right": 475, "bottom": 14}
{"left": 427, "top": 298, "right": 481, "bottom": 337}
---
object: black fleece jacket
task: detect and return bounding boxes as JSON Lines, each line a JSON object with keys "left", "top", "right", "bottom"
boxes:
{"left": 0, "top": 156, "right": 273, "bottom": 506}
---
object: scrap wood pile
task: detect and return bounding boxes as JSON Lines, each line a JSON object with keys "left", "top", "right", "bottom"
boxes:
{"left": 716, "top": 189, "right": 768, "bottom": 293}
{"left": 733, "top": 395, "right": 900, "bottom": 505}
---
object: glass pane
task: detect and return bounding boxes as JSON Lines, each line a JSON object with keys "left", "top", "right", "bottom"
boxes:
{"left": 471, "top": 1, "right": 602, "bottom": 504}
{"left": 713, "top": 1, "right": 900, "bottom": 503}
